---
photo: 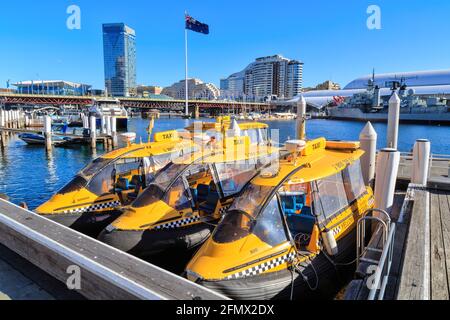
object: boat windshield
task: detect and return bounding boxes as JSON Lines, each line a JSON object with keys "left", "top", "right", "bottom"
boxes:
{"left": 214, "top": 161, "right": 260, "bottom": 197}
{"left": 132, "top": 163, "right": 190, "bottom": 208}
{"left": 213, "top": 187, "right": 288, "bottom": 246}
{"left": 81, "top": 158, "right": 114, "bottom": 178}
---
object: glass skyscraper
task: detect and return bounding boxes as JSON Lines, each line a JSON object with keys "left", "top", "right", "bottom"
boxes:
{"left": 103, "top": 23, "right": 136, "bottom": 97}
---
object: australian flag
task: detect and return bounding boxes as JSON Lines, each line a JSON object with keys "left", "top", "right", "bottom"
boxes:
{"left": 185, "top": 14, "right": 209, "bottom": 35}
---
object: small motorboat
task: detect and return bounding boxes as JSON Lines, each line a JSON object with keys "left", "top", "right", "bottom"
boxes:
{"left": 35, "top": 118, "right": 270, "bottom": 237}
{"left": 18, "top": 133, "right": 46, "bottom": 145}
{"left": 18, "top": 133, "right": 66, "bottom": 145}
{"left": 98, "top": 135, "right": 278, "bottom": 258}
{"left": 35, "top": 129, "right": 199, "bottom": 236}
{"left": 185, "top": 139, "right": 375, "bottom": 300}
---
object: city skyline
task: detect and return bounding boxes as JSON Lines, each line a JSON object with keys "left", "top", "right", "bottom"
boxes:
{"left": 1, "top": 0, "right": 450, "bottom": 90}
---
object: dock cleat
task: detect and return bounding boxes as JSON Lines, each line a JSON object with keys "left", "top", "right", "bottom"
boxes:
{"left": 185, "top": 139, "right": 376, "bottom": 300}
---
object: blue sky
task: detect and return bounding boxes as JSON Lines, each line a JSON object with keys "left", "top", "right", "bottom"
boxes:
{"left": 1, "top": 0, "right": 449, "bottom": 89}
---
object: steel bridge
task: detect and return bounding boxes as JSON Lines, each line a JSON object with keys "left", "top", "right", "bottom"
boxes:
{"left": 0, "top": 93, "right": 271, "bottom": 112}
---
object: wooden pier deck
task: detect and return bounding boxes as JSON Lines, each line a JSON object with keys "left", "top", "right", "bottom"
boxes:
{"left": 0, "top": 199, "right": 227, "bottom": 300}
{"left": 397, "top": 185, "right": 450, "bottom": 300}
{"left": 345, "top": 179, "right": 450, "bottom": 300}
{"left": 0, "top": 244, "right": 84, "bottom": 300}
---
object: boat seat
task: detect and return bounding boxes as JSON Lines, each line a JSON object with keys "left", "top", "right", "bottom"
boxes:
{"left": 199, "top": 190, "right": 220, "bottom": 214}
{"left": 221, "top": 179, "right": 237, "bottom": 195}
{"left": 115, "top": 177, "right": 130, "bottom": 192}
{"left": 190, "top": 187, "right": 198, "bottom": 203}
{"left": 286, "top": 207, "right": 316, "bottom": 239}
{"left": 280, "top": 192, "right": 306, "bottom": 216}
{"left": 197, "top": 184, "right": 210, "bottom": 204}
{"left": 127, "top": 175, "right": 144, "bottom": 201}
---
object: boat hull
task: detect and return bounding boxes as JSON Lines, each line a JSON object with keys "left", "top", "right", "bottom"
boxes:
{"left": 43, "top": 210, "right": 122, "bottom": 238}
{"left": 99, "top": 223, "right": 214, "bottom": 258}
{"left": 197, "top": 229, "right": 357, "bottom": 300}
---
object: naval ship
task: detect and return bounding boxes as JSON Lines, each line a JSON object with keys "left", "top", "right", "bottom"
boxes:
{"left": 327, "top": 77, "right": 450, "bottom": 125}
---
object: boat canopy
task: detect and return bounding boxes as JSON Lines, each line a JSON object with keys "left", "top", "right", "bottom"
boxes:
{"left": 212, "top": 139, "right": 367, "bottom": 246}
{"left": 57, "top": 139, "right": 196, "bottom": 197}
{"left": 131, "top": 142, "right": 278, "bottom": 210}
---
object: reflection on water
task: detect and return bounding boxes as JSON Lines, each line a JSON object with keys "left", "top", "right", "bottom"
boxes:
{"left": 0, "top": 117, "right": 448, "bottom": 209}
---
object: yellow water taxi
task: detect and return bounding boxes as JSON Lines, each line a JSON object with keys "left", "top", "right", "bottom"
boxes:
{"left": 35, "top": 130, "right": 197, "bottom": 236}
{"left": 36, "top": 117, "right": 270, "bottom": 237}
{"left": 185, "top": 138, "right": 375, "bottom": 300}
{"left": 98, "top": 135, "right": 278, "bottom": 258}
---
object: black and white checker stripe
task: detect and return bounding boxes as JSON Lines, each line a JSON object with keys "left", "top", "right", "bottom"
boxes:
{"left": 62, "top": 200, "right": 121, "bottom": 214}
{"left": 225, "top": 252, "right": 296, "bottom": 280}
{"left": 332, "top": 226, "right": 342, "bottom": 237}
{"left": 154, "top": 215, "right": 201, "bottom": 230}
{"left": 218, "top": 205, "right": 230, "bottom": 215}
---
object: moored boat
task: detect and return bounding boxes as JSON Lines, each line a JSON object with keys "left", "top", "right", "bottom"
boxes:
{"left": 35, "top": 129, "right": 198, "bottom": 236}
{"left": 185, "top": 138, "right": 375, "bottom": 300}
{"left": 98, "top": 135, "right": 278, "bottom": 258}
{"left": 36, "top": 118, "right": 270, "bottom": 237}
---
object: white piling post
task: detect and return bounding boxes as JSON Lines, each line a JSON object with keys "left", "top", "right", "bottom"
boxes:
{"left": 0, "top": 109, "right": 5, "bottom": 128}
{"left": 44, "top": 115, "right": 52, "bottom": 152}
{"left": 106, "top": 116, "right": 112, "bottom": 136}
{"left": 0, "top": 110, "right": 5, "bottom": 148}
{"left": 374, "top": 148, "right": 400, "bottom": 214}
{"left": 101, "top": 116, "right": 107, "bottom": 135}
{"left": 6, "top": 110, "right": 10, "bottom": 128}
{"left": 359, "top": 122, "right": 378, "bottom": 187}
{"left": 411, "top": 139, "right": 431, "bottom": 186}
{"left": 83, "top": 114, "right": 89, "bottom": 129}
{"left": 296, "top": 95, "right": 307, "bottom": 140}
{"left": 90, "top": 116, "right": 97, "bottom": 149}
{"left": 111, "top": 116, "right": 117, "bottom": 148}
{"left": 387, "top": 92, "right": 400, "bottom": 149}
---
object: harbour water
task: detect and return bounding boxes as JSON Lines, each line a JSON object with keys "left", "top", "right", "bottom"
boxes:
{"left": 0, "top": 118, "right": 448, "bottom": 209}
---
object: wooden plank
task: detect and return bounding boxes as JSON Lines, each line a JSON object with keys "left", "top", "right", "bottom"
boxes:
{"left": 0, "top": 244, "right": 83, "bottom": 300}
{"left": 430, "top": 191, "right": 449, "bottom": 299}
{"left": 0, "top": 199, "right": 227, "bottom": 300}
{"left": 438, "top": 191, "right": 450, "bottom": 299}
{"left": 397, "top": 189, "right": 430, "bottom": 300}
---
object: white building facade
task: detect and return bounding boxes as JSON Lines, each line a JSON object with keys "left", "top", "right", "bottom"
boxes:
{"left": 162, "top": 79, "right": 220, "bottom": 100}
{"left": 220, "top": 55, "right": 303, "bottom": 101}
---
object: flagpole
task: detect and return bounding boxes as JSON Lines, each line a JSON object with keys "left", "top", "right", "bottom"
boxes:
{"left": 184, "top": 12, "right": 189, "bottom": 117}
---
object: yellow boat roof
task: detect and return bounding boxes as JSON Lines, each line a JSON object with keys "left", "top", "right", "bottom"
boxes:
{"left": 253, "top": 138, "right": 364, "bottom": 186}
{"left": 100, "top": 138, "right": 193, "bottom": 160}
{"left": 173, "top": 136, "right": 277, "bottom": 165}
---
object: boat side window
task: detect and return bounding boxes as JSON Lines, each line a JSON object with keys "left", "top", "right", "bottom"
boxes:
{"left": 86, "top": 163, "right": 116, "bottom": 196}
{"left": 114, "top": 158, "right": 141, "bottom": 177}
{"left": 214, "top": 162, "right": 258, "bottom": 197}
{"left": 81, "top": 158, "right": 112, "bottom": 177}
{"left": 342, "top": 159, "right": 367, "bottom": 203}
{"left": 152, "top": 152, "right": 176, "bottom": 171}
{"left": 58, "top": 175, "right": 88, "bottom": 195}
{"left": 252, "top": 195, "right": 288, "bottom": 247}
{"left": 163, "top": 176, "right": 192, "bottom": 211}
{"left": 313, "top": 171, "right": 349, "bottom": 224}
